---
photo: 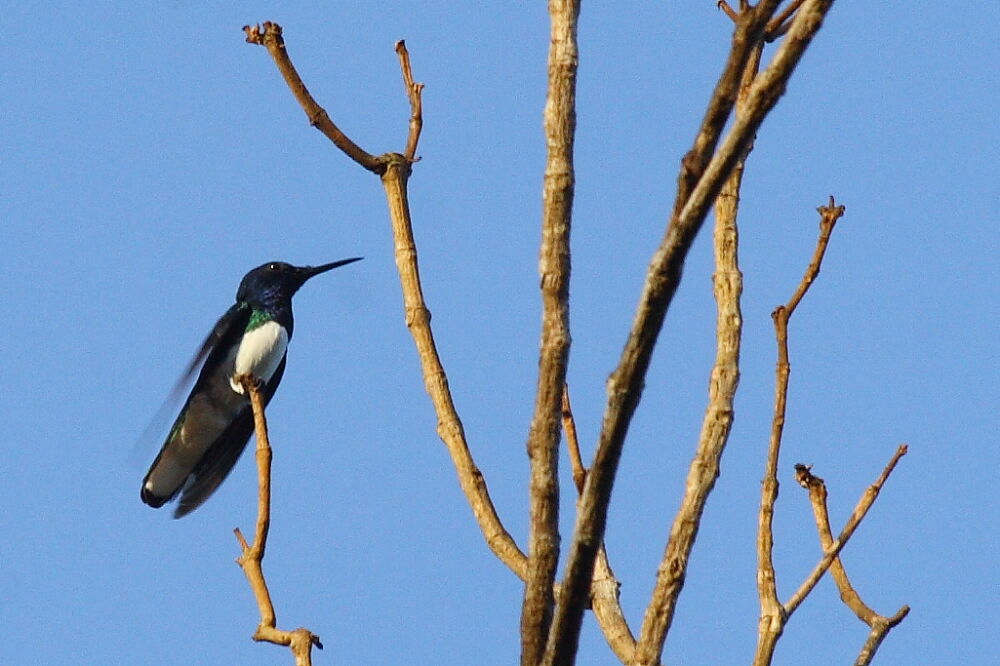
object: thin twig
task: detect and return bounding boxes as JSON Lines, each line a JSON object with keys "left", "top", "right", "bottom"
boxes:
{"left": 522, "top": 2, "right": 579, "bottom": 663}
{"left": 548, "top": 3, "right": 835, "bottom": 663}
{"left": 395, "top": 40, "right": 425, "bottom": 162}
{"left": 793, "top": 460, "right": 910, "bottom": 665}
{"left": 717, "top": 2, "right": 740, "bottom": 23}
{"left": 234, "top": 375, "right": 322, "bottom": 666}
{"left": 783, "top": 446, "right": 909, "bottom": 617}
{"left": 787, "top": 196, "right": 844, "bottom": 314}
{"left": 796, "top": 467, "right": 879, "bottom": 624}
{"left": 560, "top": 384, "right": 638, "bottom": 664}
{"left": 765, "top": 0, "right": 807, "bottom": 41}
{"left": 244, "top": 22, "right": 383, "bottom": 173}
{"left": 754, "top": 197, "right": 845, "bottom": 665}
{"left": 562, "top": 386, "right": 586, "bottom": 493}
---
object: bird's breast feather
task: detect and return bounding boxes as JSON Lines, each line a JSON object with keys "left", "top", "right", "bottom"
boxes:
{"left": 230, "top": 320, "right": 289, "bottom": 393}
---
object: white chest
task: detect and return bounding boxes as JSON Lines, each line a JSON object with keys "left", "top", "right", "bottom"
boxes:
{"left": 229, "top": 320, "right": 289, "bottom": 393}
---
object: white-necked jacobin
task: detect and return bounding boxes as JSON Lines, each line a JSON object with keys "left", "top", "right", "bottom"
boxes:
{"left": 141, "top": 258, "right": 361, "bottom": 517}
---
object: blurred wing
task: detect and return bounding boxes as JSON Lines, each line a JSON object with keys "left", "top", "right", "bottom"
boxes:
{"left": 182, "top": 303, "right": 253, "bottom": 393}
{"left": 135, "top": 304, "right": 249, "bottom": 496}
{"left": 172, "top": 356, "right": 286, "bottom": 518}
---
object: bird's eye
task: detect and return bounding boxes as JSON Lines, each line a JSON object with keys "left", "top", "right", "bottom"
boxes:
{"left": 268, "top": 263, "right": 279, "bottom": 271}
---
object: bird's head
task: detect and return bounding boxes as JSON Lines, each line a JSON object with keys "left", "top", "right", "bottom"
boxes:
{"left": 236, "top": 258, "right": 362, "bottom": 306}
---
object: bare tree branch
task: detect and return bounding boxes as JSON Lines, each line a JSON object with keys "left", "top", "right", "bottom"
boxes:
{"left": 245, "top": 24, "right": 529, "bottom": 578}
{"left": 395, "top": 40, "right": 425, "bottom": 162}
{"left": 562, "top": 386, "right": 587, "bottom": 493}
{"left": 784, "top": 446, "right": 909, "bottom": 617}
{"left": 561, "top": 385, "right": 639, "bottom": 664}
{"left": 546, "top": 3, "right": 837, "bottom": 663}
{"left": 754, "top": 198, "right": 845, "bottom": 665}
{"left": 765, "top": 0, "right": 807, "bottom": 40}
{"left": 855, "top": 604, "right": 911, "bottom": 666}
{"left": 752, "top": 199, "right": 907, "bottom": 664}
{"left": 234, "top": 374, "right": 322, "bottom": 666}
{"left": 799, "top": 468, "right": 890, "bottom": 624}
{"left": 794, "top": 460, "right": 910, "bottom": 665}
{"left": 521, "top": 2, "right": 580, "bottom": 663}
{"left": 379, "top": 155, "right": 530, "bottom": 577}
{"left": 243, "top": 22, "right": 383, "bottom": 173}
{"left": 675, "top": 1, "right": 779, "bottom": 223}
{"left": 717, "top": 2, "right": 740, "bottom": 23}
{"left": 631, "top": 38, "right": 761, "bottom": 666}
{"left": 753, "top": 447, "right": 908, "bottom": 666}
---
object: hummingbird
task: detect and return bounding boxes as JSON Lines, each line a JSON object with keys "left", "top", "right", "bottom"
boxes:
{"left": 141, "top": 258, "right": 362, "bottom": 517}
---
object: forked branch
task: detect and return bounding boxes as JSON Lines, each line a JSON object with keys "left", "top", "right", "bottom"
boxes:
{"left": 561, "top": 385, "right": 637, "bottom": 663}
{"left": 757, "top": 448, "right": 912, "bottom": 666}
{"left": 789, "top": 450, "right": 910, "bottom": 666}
{"left": 760, "top": 447, "right": 909, "bottom": 666}
{"left": 233, "top": 374, "right": 322, "bottom": 666}
{"left": 245, "top": 21, "right": 528, "bottom": 578}
{"left": 753, "top": 196, "right": 908, "bottom": 664}
{"left": 793, "top": 460, "right": 908, "bottom": 625}
{"left": 784, "top": 448, "right": 908, "bottom": 615}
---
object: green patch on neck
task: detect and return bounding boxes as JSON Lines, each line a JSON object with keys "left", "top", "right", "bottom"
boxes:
{"left": 246, "top": 308, "right": 273, "bottom": 331}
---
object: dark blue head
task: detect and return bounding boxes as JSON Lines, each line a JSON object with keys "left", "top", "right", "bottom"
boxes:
{"left": 236, "top": 258, "right": 362, "bottom": 308}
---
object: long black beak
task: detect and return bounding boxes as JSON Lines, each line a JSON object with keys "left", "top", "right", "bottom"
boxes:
{"left": 299, "top": 257, "right": 363, "bottom": 282}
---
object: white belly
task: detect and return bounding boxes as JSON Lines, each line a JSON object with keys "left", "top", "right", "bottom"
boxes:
{"left": 229, "top": 320, "right": 289, "bottom": 393}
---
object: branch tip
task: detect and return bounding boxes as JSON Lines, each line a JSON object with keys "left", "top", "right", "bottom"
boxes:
{"left": 243, "top": 21, "right": 282, "bottom": 47}
{"left": 817, "top": 195, "right": 846, "bottom": 225}
{"left": 234, "top": 527, "right": 250, "bottom": 551}
{"left": 793, "top": 463, "right": 815, "bottom": 487}
{"left": 718, "top": 1, "right": 740, "bottom": 22}
{"left": 395, "top": 39, "right": 425, "bottom": 160}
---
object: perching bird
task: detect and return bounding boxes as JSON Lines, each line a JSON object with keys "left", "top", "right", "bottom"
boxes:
{"left": 141, "top": 258, "right": 361, "bottom": 517}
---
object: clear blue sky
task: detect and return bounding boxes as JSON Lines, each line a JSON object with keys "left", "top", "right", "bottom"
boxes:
{"left": 3, "top": 3, "right": 997, "bottom": 665}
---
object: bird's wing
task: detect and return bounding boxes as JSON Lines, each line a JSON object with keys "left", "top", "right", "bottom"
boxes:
{"left": 169, "top": 301, "right": 252, "bottom": 403}
{"left": 135, "top": 303, "right": 251, "bottom": 451}
{"left": 139, "top": 303, "right": 250, "bottom": 507}
{"left": 172, "top": 356, "right": 286, "bottom": 518}
{"left": 186, "top": 302, "right": 253, "bottom": 393}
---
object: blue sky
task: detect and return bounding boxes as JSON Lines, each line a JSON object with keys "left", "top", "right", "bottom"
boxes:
{"left": 3, "top": 3, "right": 997, "bottom": 665}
